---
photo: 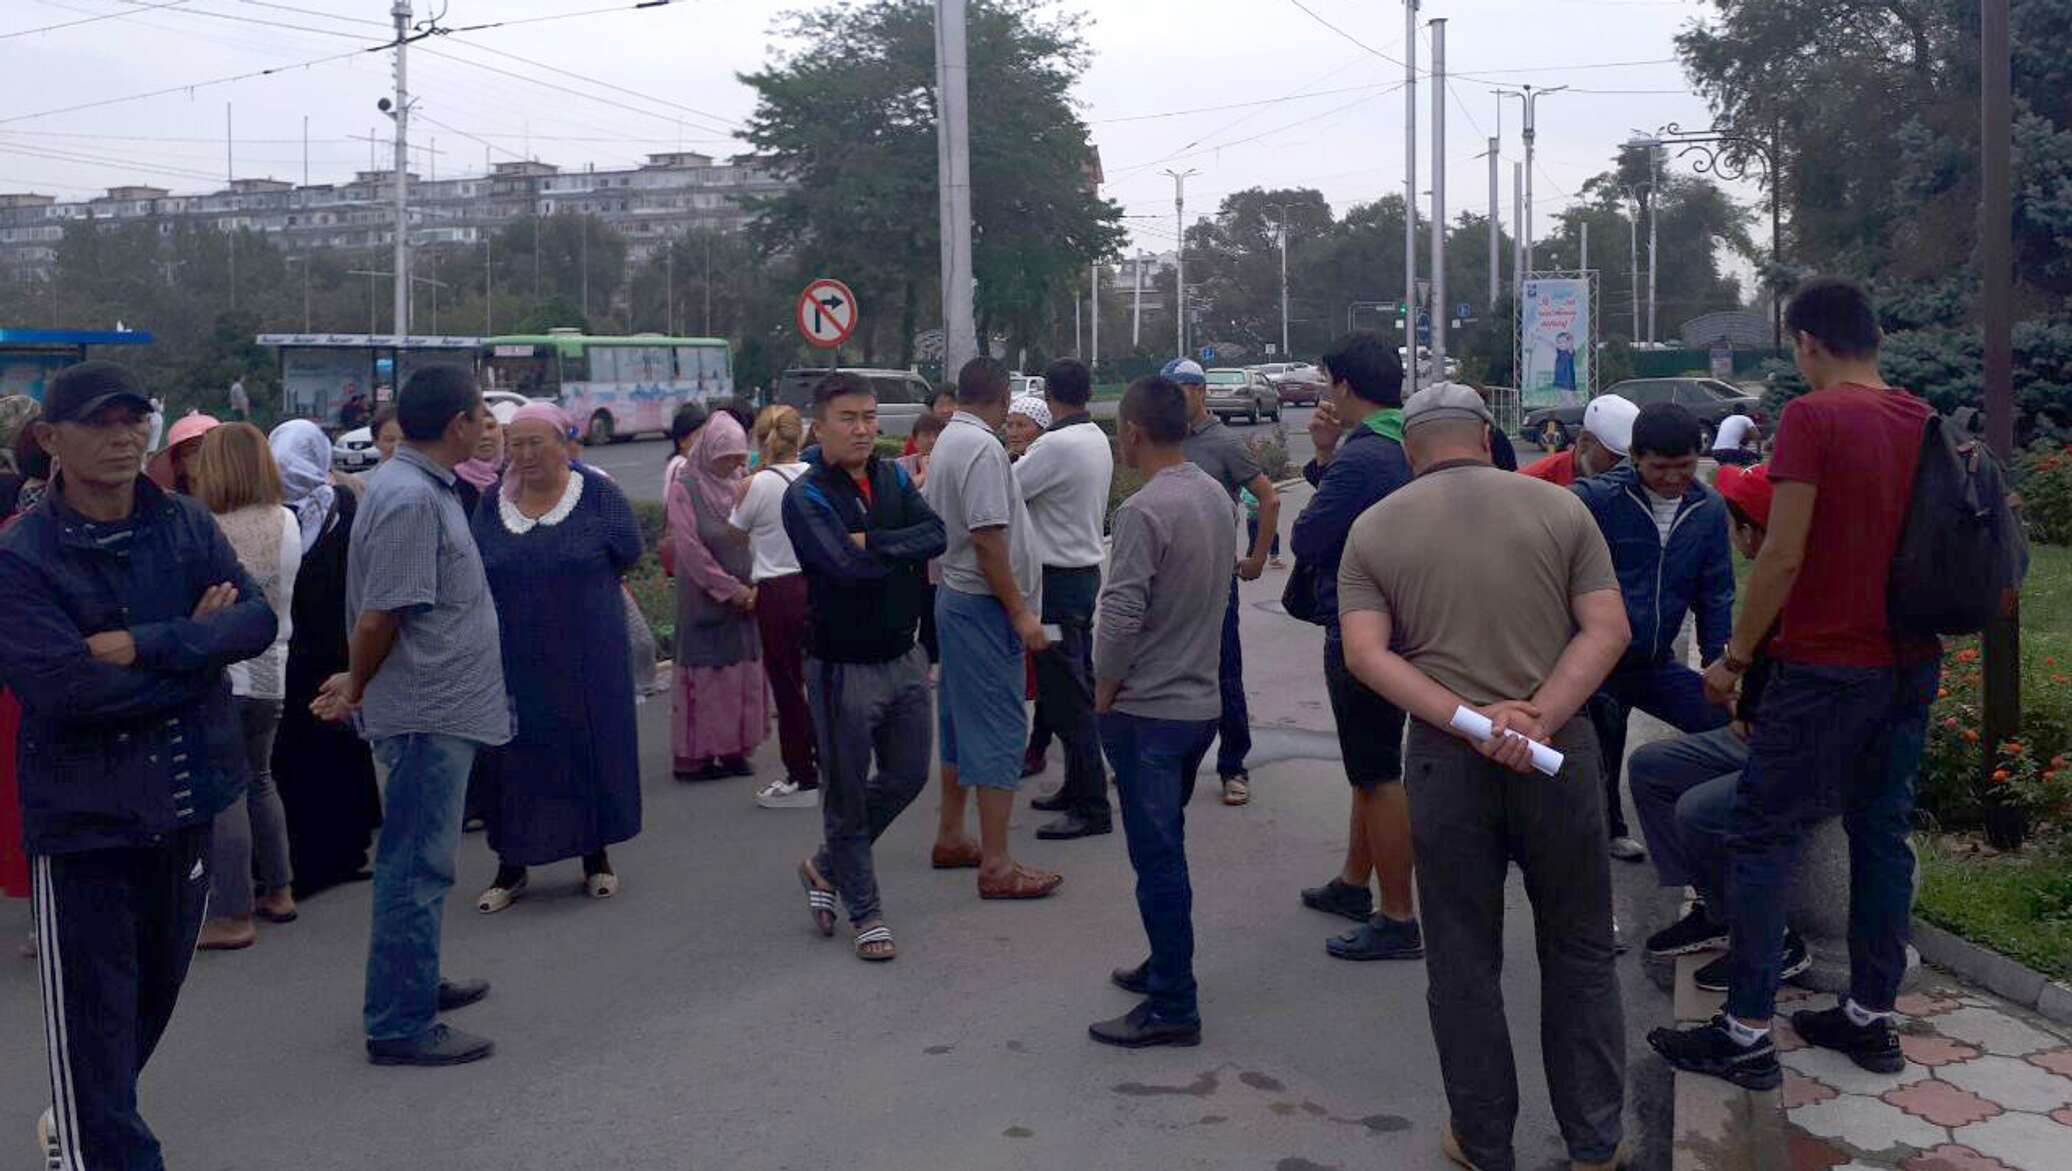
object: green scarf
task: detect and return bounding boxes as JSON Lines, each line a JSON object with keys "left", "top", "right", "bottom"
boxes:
{"left": 1362, "top": 408, "right": 1405, "bottom": 443}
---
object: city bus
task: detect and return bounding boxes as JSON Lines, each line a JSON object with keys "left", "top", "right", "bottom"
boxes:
{"left": 478, "top": 330, "right": 733, "bottom": 445}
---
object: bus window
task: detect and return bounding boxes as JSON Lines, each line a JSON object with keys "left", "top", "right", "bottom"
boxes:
{"left": 625, "top": 346, "right": 669, "bottom": 385}
{"left": 481, "top": 347, "right": 561, "bottom": 397}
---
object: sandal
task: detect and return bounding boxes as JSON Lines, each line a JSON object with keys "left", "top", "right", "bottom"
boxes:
{"left": 930, "top": 840, "right": 982, "bottom": 870}
{"left": 798, "top": 858, "right": 837, "bottom": 937}
{"left": 977, "top": 864, "right": 1063, "bottom": 901}
{"left": 1221, "top": 773, "right": 1251, "bottom": 806}
{"left": 854, "top": 923, "right": 896, "bottom": 962}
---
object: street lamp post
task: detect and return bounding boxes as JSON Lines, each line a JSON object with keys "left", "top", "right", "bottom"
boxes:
{"left": 1162, "top": 168, "right": 1198, "bottom": 358}
{"left": 1646, "top": 122, "right": 1786, "bottom": 351}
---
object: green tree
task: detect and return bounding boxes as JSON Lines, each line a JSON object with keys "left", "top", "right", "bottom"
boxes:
{"left": 739, "top": 0, "right": 1124, "bottom": 367}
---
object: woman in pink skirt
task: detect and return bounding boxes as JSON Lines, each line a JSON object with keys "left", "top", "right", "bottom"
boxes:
{"left": 662, "top": 410, "right": 770, "bottom": 779}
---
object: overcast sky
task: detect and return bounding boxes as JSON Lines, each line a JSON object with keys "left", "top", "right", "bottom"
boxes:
{"left": 0, "top": 0, "right": 1738, "bottom": 253}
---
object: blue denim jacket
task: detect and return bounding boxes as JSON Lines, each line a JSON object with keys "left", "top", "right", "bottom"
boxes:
{"left": 1570, "top": 463, "right": 1735, "bottom": 668}
{"left": 0, "top": 476, "right": 276, "bottom": 854}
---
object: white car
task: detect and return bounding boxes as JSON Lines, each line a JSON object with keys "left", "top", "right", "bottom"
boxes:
{"left": 332, "top": 389, "right": 533, "bottom": 471}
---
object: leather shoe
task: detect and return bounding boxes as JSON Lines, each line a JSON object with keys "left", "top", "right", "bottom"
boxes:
{"left": 366, "top": 1023, "right": 494, "bottom": 1067}
{"left": 1089, "top": 1003, "right": 1200, "bottom": 1049}
{"left": 1029, "top": 790, "right": 1070, "bottom": 812}
{"left": 437, "top": 978, "right": 490, "bottom": 1012}
{"left": 1035, "top": 812, "right": 1111, "bottom": 840}
{"left": 1110, "top": 960, "right": 1149, "bottom": 995}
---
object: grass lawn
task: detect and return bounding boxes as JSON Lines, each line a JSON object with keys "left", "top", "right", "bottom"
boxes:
{"left": 1918, "top": 838, "right": 2072, "bottom": 981}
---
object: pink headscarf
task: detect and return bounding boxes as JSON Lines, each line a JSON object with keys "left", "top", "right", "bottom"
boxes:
{"left": 500, "top": 403, "right": 581, "bottom": 500}
{"left": 682, "top": 409, "right": 747, "bottom": 522}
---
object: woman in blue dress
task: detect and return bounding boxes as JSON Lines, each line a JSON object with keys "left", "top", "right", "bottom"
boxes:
{"left": 471, "top": 403, "right": 645, "bottom": 913}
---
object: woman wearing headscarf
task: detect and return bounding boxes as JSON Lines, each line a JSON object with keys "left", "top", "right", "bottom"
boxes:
{"left": 470, "top": 404, "right": 645, "bottom": 912}
{"left": 452, "top": 402, "right": 507, "bottom": 517}
{"left": 191, "top": 423, "right": 301, "bottom": 950}
{"left": 266, "top": 420, "right": 384, "bottom": 897}
{"left": 662, "top": 409, "right": 769, "bottom": 780}
{"left": 728, "top": 405, "right": 817, "bottom": 808}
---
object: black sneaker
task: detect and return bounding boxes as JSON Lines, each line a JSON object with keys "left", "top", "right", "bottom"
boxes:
{"left": 1088, "top": 1002, "right": 1200, "bottom": 1049}
{"left": 1300, "top": 877, "right": 1374, "bottom": 923}
{"left": 1645, "top": 902, "right": 1727, "bottom": 957}
{"left": 1110, "top": 959, "right": 1149, "bottom": 995}
{"left": 1693, "top": 932, "right": 1810, "bottom": 993}
{"left": 436, "top": 977, "right": 490, "bottom": 1012}
{"left": 1792, "top": 1004, "right": 1904, "bottom": 1074}
{"left": 1326, "top": 914, "right": 1423, "bottom": 961}
{"left": 366, "top": 1023, "right": 495, "bottom": 1067}
{"left": 1647, "top": 1016, "right": 1781, "bottom": 1091}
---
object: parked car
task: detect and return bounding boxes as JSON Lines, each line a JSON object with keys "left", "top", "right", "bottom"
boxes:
{"left": 773, "top": 367, "right": 935, "bottom": 438}
{"left": 1519, "top": 377, "right": 1765, "bottom": 451}
{"left": 332, "top": 389, "right": 533, "bottom": 471}
{"left": 1204, "top": 367, "right": 1281, "bottom": 424}
{"left": 1009, "top": 373, "right": 1045, "bottom": 400}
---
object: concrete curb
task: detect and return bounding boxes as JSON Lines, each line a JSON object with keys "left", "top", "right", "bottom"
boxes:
{"left": 1911, "top": 916, "right": 2072, "bottom": 1028}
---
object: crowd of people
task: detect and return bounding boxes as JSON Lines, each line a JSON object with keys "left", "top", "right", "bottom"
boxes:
{"left": 0, "top": 275, "right": 1986, "bottom": 1171}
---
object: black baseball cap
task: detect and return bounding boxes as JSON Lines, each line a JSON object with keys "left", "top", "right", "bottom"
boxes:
{"left": 42, "top": 361, "right": 152, "bottom": 425}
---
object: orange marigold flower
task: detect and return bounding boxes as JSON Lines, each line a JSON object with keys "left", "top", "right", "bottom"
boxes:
{"left": 2054, "top": 674, "right": 2069, "bottom": 685}
{"left": 1955, "top": 648, "right": 1980, "bottom": 663}
{"left": 1963, "top": 729, "right": 1981, "bottom": 743}
{"left": 1944, "top": 717, "right": 1962, "bottom": 729}
{"left": 1938, "top": 689, "right": 1950, "bottom": 700}
{"left": 1992, "top": 769, "right": 2011, "bottom": 783}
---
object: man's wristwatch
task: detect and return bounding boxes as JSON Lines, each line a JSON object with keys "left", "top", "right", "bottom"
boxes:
{"left": 1720, "top": 651, "right": 1752, "bottom": 675}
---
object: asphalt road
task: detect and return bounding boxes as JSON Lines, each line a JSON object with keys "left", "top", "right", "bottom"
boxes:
{"left": 581, "top": 407, "right": 1322, "bottom": 503}
{"left": 0, "top": 480, "right": 1676, "bottom": 1171}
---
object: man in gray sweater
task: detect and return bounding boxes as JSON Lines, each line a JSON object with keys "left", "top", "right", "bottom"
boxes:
{"left": 1087, "top": 375, "right": 1239, "bottom": 1049}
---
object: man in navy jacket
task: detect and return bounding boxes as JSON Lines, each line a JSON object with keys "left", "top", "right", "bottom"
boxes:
{"left": 1287, "top": 333, "right": 1423, "bottom": 963}
{"left": 1571, "top": 401, "right": 1735, "bottom": 863}
{"left": 0, "top": 361, "right": 275, "bottom": 1171}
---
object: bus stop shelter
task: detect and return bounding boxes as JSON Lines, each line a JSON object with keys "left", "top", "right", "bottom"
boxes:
{"left": 0, "top": 327, "right": 155, "bottom": 402}
{"left": 258, "top": 333, "right": 480, "bottom": 426}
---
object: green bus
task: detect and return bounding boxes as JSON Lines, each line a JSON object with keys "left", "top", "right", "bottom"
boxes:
{"left": 478, "top": 329, "right": 733, "bottom": 445}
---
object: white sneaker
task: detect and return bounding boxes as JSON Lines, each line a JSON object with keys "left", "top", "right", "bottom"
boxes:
{"left": 37, "top": 1108, "right": 59, "bottom": 1170}
{"left": 755, "top": 779, "right": 820, "bottom": 810}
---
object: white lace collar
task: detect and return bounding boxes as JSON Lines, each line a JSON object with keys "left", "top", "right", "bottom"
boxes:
{"left": 499, "top": 468, "right": 584, "bottom": 535}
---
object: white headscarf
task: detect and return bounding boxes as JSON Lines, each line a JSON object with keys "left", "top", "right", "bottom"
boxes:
{"left": 269, "top": 419, "right": 336, "bottom": 559}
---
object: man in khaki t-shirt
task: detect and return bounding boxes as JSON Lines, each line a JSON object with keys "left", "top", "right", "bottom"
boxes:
{"left": 1335, "top": 382, "right": 1631, "bottom": 1171}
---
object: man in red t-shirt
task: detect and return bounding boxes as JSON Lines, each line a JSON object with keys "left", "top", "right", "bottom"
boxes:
{"left": 1520, "top": 394, "right": 1639, "bottom": 487}
{"left": 1652, "top": 278, "right": 1939, "bottom": 1092}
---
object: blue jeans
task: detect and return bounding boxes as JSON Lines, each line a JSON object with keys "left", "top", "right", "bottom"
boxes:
{"left": 1589, "top": 659, "right": 1732, "bottom": 837}
{"left": 1724, "top": 660, "right": 1937, "bottom": 1021}
{"left": 364, "top": 732, "right": 479, "bottom": 1041}
{"left": 1215, "top": 577, "right": 1251, "bottom": 776}
{"left": 1628, "top": 726, "right": 1747, "bottom": 895}
{"left": 1099, "top": 711, "right": 1217, "bottom": 1026}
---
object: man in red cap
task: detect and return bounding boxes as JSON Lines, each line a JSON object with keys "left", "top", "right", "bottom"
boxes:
{"left": 1627, "top": 463, "right": 1803, "bottom": 999}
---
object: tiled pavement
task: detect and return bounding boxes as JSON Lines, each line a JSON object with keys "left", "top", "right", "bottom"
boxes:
{"left": 1681, "top": 969, "right": 2072, "bottom": 1169}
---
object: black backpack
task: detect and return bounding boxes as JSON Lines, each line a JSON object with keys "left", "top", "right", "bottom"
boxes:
{"left": 1888, "top": 413, "right": 2028, "bottom": 636}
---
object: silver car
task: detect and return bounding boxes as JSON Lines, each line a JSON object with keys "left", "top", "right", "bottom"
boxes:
{"left": 774, "top": 367, "right": 936, "bottom": 438}
{"left": 332, "top": 389, "right": 533, "bottom": 470}
{"left": 1204, "top": 368, "right": 1280, "bottom": 424}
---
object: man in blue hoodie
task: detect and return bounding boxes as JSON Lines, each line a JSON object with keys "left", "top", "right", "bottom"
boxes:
{"left": 1570, "top": 401, "right": 1735, "bottom": 864}
{"left": 0, "top": 361, "right": 276, "bottom": 1171}
{"left": 1287, "top": 333, "right": 1422, "bottom": 963}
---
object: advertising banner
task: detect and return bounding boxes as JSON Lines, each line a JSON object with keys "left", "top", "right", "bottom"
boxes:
{"left": 1520, "top": 277, "right": 1591, "bottom": 405}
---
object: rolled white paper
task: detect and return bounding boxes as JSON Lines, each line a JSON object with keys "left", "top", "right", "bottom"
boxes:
{"left": 1449, "top": 706, "right": 1565, "bottom": 777}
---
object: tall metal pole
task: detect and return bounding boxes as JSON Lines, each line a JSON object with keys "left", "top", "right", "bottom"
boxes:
{"left": 1429, "top": 17, "right": 1447, "bottom": 369}
{"left": 1091, "top": 259, "right": 1100, "bottom": 365}
{"left": 1074, "top": 295, "right": 1082, "bottom": 356}
{"left": 1522, "top": 87, "right": 1535, "bottom": 274}
{"left": 1131, "top": 252, "right": 1143, "bottom": 349}
{"left": 484, "top": 234, "right": 492, "bottom": 334}
{"left": 935, "top": 0, "right": 977, "bottom": 373}
{"left": 1980, "top": 0, "right": 2020, "bottom": 843}
{"left": 1512, "top": 162, "right": 1524, "bottom": 298}
{"left": 665, "top": 240, "right": 674, "bottom": 334}
{"left": 1403, "top": 0, "right": 1419, "bottom": 395}
{"left": 1163, "top": 168, "right": 1197, "bottom": 358}
{"left": 1487, "top": 137, "right": 1500, "bottom": 308}
{"left": 391, "top": 0, "right": 412, "bottom": 344}
{"left": 1580, "top": 220, "right": 1589, "bottom": 273}
{"left": 1278, "top": 219, "right": 1289, "bottom": 358}
{"left": 1628, "top": 194, "right": 1641, "bottom": 341}
{"left": 1647, "top": 145, "right": 1660, "bottom": 345}
{"left": 702, "top": 230, "right": 712, "bottom": 335}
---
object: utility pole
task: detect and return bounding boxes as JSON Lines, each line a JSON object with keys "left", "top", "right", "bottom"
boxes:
{"left": 1981, "top": 0, "right": 2021, "bottom": 845}
{"left": 1580, "top": 220, "right": 1589, "bottom": 273}
{"left": 1497, "top": 85, "right": 1567, "bottom": 277}
{"left": 1276, "top": 215, "right": 1290, "bottom": 358}
{"left": 1428, "top": 17, "right": 1447, "bottom": 370}
{"left": 935, "top": 0, "right": 977, "bottom": 373}
{"left": 666, "top": 240, "right": 675, "bottom": 334}
{"left": 1403, "top": 0, "right": 1419, "bottom": 396}
{"left": 1627, "top": 190, "right": 1641, "bottom": 341}
{"left": 1512, "top": 162, "right": 1524, "bottom": 299}
{"left": 1074, "top": 295, "right": 1082, "bottom": 356}
{"left": 1131, "top": 251, "right": 1144, "bottom": 349}
{"left": 484, "top": 233, "right": 492, "bottom": 334}
{"left": 389, "top": 0, "right": 412, "bottom": 344}
{"left": 226, "top": 103, "right": 236, "bottom": 312}
{"left": 1091, "top": 259, "right": 1100, "bottom": 365}
{"left": 702, "top": 230, "right": 713, "bottom": 335}
{"left": 580, "top": 216, "right": 589, "bottom": 321}
{"left": 1486, "top": 137, "right": 1500, "bottom": 308}
{"left": 1162, "top": 168, "right": 1197, "bottom": 358}
{"left": 1647, "top": 144, "right": 1660, "bottom": 345}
